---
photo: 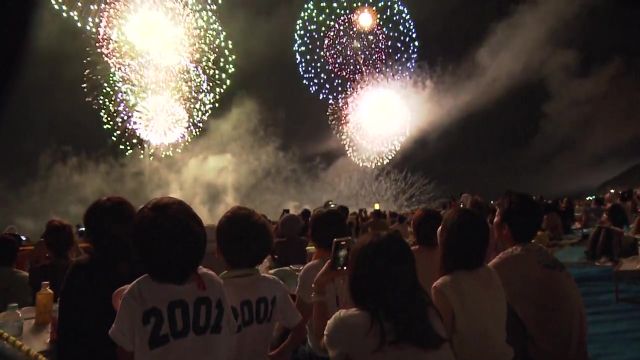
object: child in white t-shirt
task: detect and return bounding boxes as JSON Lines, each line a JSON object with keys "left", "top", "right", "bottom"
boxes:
{"left": 216, "top": 206, "right": 305, "bottom": 360}
{"left": 109, "top": 197, "right": 236, "bottom": 360}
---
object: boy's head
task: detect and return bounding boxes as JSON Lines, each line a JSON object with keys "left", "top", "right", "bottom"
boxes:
{"left": 217, "top": 206, "right": 274, "bottom": 270}
{"left": 133, "top": 197, "right": 206, "bottom": 284}
{"left": 309, "top": 208, "right": 349, "bottom": 250}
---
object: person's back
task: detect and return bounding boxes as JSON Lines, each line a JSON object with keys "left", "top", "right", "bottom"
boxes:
{"left": 411, "top": 208, "right": 443, "bottom": 292}
{"left": 542, "top": 212, "right": 563, "bottom": 242}
{"left": 490, "top": 244, "right": 587, "bottom": 360}
{"left": 29, "top": 219, "right": 75, "bottom": 302}
{"left": 433, "top": 266, "right": 511, "bottom": 360}
{"left": 325, "top": 308, "right": 454, "bottom": 360}
{"left": 216, "top": 207, "right": 303, "bottom": 360}
{"left": 272, "top": 237, "right": 308, "bottom": 267}
{"left": 322, "top": 232, "right": 454, "bottom": 360}
{"left": 59, "top": 255, "right": 134, "bottom": 360}
{"left": 431, "top": 208, "right": 513, "bottom": 360}
{"left": 57, "top": 197, "right": 139, "bottom": 360}
{"left": 412, "top": 247, "right": 440, "bottom": 292}
{"left": 222, "top": 273, "right": 301, "bottom": 359}
{"left": 0, "top": 233, "right": 31, "bottom": 310}
{"left": 111, "top": 267, "right": 235, "bottom": 360}
{"left": 296, "top": 208, "right": 352, "bottom": 358}
{"left": 491, "top": 192, "right": 587, "bottom": 360}
{"left": 110, "top": 197, "right": 236, "bottom": 360}
{"left": 272, "top": 214, "right": 308, "bottom": 267}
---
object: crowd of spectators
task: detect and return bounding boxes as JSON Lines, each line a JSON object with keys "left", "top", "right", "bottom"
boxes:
{"left": 2, "top": 188, "right": 639, "bottom": 359}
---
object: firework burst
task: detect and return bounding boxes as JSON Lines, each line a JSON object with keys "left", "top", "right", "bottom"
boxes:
{"left": 329, "top": 75, "right": 416, "bottom": 168}
{"left": 294, "top": 0, "right": 418, "bottom": 101}
{"left": 80, "top": 0, "right": 236, "bottom": 157}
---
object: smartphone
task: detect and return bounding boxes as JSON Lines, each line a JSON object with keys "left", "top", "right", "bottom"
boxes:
{"left": 282, "top": 209, "right": 290, "bottom": 215}
{"left": 374, "top": 203, "right": 380, "bottom": 211}
{"left": 331, "top": 237, "right": 351, "bottom": 270}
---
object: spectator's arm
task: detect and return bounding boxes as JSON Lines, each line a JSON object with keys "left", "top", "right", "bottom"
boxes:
{"left": 310, "top": 260, "right": 345, "bottom": 352}
{"left": 269, "top": 321, "right": 306, "bottom": 360}
{"left": 311, "top": 293, "right": 332, "bottom": 351}
{"left": 431, "top": 284, "right": 453, "bottom": 336}
{"left": 269, "top": 285, "right": 307, "bottom": 359}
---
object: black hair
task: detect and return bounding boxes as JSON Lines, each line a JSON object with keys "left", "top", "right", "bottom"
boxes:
{"left": 440, "top": 208, "right": 489, "bottom": 276}
{"left": 468, "top": 196, "right": 489, "bottom": 220}
{"left": 84, "top": 196, "right": 136, "bottom": 262}
{"left": 498, "top": 192, "right": 543, "bottom": 244}
{"left": 216, "top": 206, "right": 274, "bottom": 269}
{"left": 606, "top": 203, "right": 629, "bottom": 229}
{"left": 337, "top": 205, "right": 350, "bottom": 221}
{"left": 42, "top": 219, "right": 75, "bottom": 260}
{"left": 0, "top": 233, "right": 20, "bottom": 267}
{"left": 309, "top": 208, "right": 349, "bottom": 250}
{"left": 411, "top": 208, "right": 442, "bottom": 247}
{"left": 349, "top": 231, "right": 446, "bottom": 351}
{"left": 371, "top": 210, "right": 385, "bottom": 220}
{"left": 300, "top": 208, "right": 312, "bottom": 221}
{"left": 133, "top": 197, "right": 206, "bottom": 285}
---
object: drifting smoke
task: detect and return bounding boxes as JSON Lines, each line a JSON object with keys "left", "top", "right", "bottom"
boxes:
{"left": 3, "top": 0, "right": 639, "bottom": 233}
{"left": 0, "top": 97, "right": 437, "bottom": 236}
{"left": 409, "top": 0, "right": 584, "bottom": 135}
{"left": 404, "top": 0, "right": 640, "bottom": 194}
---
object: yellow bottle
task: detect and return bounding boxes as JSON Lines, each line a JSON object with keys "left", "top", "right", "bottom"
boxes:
{"left": 35, "top": 281, "right": 54, "bottom": 326}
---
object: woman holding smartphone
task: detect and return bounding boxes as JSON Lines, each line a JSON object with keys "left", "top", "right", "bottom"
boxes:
{"left": 311, "top": 231, "right": 454, "bottom": 359}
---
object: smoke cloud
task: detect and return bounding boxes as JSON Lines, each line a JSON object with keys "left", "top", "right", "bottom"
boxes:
{"left": 2, "top": 0, "right": 639, "bottom": 234}
{"left": 407, "top": 0, "right": 640, "bottom": 193}
{"left": 0, "top": 97, "right": 436, "bottom": 236}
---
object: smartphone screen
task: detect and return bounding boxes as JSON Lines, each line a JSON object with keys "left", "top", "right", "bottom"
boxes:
{"left": 374, "top": 203, "right": 380, "bottom": 210}
{"left": 331, "top": 237, "right": 351, "bottom": 270}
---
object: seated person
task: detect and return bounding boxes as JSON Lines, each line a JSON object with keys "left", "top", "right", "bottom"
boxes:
{"left": 109, "top": 197, "right": 236, "bottom": 360}
{"left": 542, "top": 203, "right": 564, "bottom": 242}
{"left": 410, "top": 208, "right": 442, "bottom": 292}
{"left": 272, "top": 214, "right": 308, "bottom": 268}
{"left": 295, "top": 208, "right": 351, "bottom": 359}
{"left": 586, "top": 203, "right": 629, "bottom": 263}
{"left": 0, "top": 233, "right": 31, "bottom": 310}
{"left": 216, "top": 206, "right": 305, "bottom": 360}
{"left": 57, "top": 196, "right": 140, "bottom": 360}
{"left": 29, "top": 219, "right": 75, "bottom": 302}
{"left": 361, "top": 210, "right": 389, "bottom": 234}
{"left": 390, "top": 213, "right": 410, "bottom": 240}
{"left": 313, "top": 231, "right": 455, "bottom": 360}
{"left": 432, "top": 208, "right": 513, "bottom": 360}
{"left": 491, "top": 192, "right": 587, "bottom": 360}
{"left": 582, "top": 197, "right": 605, "bottom": 229}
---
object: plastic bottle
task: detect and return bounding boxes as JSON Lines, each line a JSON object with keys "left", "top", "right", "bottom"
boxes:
{"left": 35, "top": 281, "right": 54, "bottom": 326}
{"left": 0, "top": 303, "right": 24, "bottom": 337}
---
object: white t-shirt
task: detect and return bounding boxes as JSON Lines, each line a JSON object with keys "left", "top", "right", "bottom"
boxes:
{"left": 432, "top": 266, "right": 513, "bottom": 360}
{"left": 109, "top": 267, "right": 236, "bottom": 360}
{"left": 221, "top": 269, "right": 302, "bottom": 360}
{"left": 296, "top": 258, "right": 352, "bottom": 355}
{"left": 325, "top": 308, "right": 455, "bottom": 360}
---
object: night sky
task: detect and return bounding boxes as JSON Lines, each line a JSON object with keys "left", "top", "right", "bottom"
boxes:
{"left": 1, "top": 0, "right": 639, "bottom": 199}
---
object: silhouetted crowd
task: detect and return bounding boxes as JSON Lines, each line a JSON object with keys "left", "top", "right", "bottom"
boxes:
{"left": 3, "top": 189, "right": 639, "bottom": 359}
